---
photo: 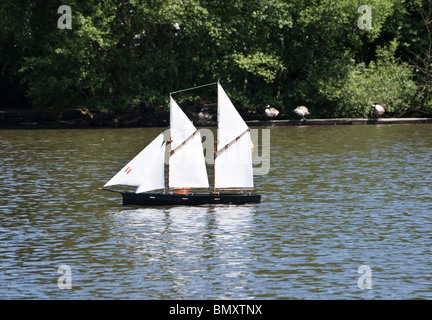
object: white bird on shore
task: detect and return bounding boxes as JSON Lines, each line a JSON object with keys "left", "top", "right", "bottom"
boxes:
{"left": 294, "top": 106, "right": 310, "bottom": 120}
{"left": 265, "top": 105, "right": 279, "bottom": 118}
{"left": 198, "top": 109, "right": 212, "bottom": 121}
{"left": 372, "top": 103, "right": 385, "bottom": 118}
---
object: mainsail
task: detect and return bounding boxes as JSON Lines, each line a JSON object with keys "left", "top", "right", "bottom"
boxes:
{"left": 103, "top": 133, "right": 166, "bottom": 193}
{"left": 169, "top": 96, "right": 209, "bottom": 189}
{"left": 214, "top": 83, "right": 254, "bottom": 189}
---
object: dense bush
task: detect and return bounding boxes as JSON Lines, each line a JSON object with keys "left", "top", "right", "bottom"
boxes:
{"left": 322, "top": 40, "right": 418, "bottom": 117}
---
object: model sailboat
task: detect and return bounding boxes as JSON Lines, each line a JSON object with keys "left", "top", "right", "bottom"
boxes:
{"left": 102, "top": 83, "right": 261, "bottom": 205}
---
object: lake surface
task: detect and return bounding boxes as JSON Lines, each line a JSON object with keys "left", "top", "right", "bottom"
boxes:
{"left": 0, "top": 124, "right": 431, "bottom": 299}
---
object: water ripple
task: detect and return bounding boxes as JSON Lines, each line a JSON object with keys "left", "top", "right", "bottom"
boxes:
{"left": 0, "top": 125, "right": 431, "bottom": 299}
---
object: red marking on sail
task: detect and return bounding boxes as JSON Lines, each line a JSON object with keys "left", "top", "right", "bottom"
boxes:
{"left": 124, "top": 167, "right": 132, "bottom": 174}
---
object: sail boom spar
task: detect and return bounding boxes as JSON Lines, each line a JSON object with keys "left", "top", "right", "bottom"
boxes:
{"left": 170, "top": 129, "right": 201, "bottom": 156}
{"left": 215, "top": 128, "right": 250, "bottom": 158}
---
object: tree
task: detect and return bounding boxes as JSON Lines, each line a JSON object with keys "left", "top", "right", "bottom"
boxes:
{"left": 324, "top": 39, "right": 417, "bottom": 117}
{"left": 1, "top": 0, "right": 430, "bottom": 120}
{"left": 410, "top": 0, "right": 432, "bottom": 114}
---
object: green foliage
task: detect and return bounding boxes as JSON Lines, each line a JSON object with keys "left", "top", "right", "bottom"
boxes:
{"left": 322, "top": 40, "right": 417, "bottom": 117}
{"left": 1, "top": 0, "right": 431, "bottom": 119}
{"left": 233, "top": 52, "right": 286, "bottom": 84}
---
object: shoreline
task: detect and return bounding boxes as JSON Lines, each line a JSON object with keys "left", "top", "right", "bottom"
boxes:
{"left": 247, "top": 117, "right": 432, "bottom": 126}
{"left": 1, "top": 108, "right": 431, "bottom": 128}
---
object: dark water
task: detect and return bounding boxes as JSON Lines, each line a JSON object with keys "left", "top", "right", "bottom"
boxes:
{"left": 0, "top": 124, "right": 431, "bottom": 299}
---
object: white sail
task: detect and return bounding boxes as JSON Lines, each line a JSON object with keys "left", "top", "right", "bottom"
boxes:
{"left": 136, "top": 138, "right": 166, "bottom": 193}
{"left": 169, "top": 96, "right": 209, "bottom": 189}
{"left": 103, "top": 133, "right": 166, "bottom": 192}
{"left": 214, "top": 83, "right": 254, "bottom": 189}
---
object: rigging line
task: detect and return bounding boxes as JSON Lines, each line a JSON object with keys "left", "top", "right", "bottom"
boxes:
{"left": 99, "top": 187, "right": 123, "bottom": 194}
{"left": 170, "top": 129, "right": 201, "bottom": 156}
{"left": 215, "top": 128, "right": 250, "bottom": 158}
{"left": 170, "top": 82, "right": 218, "bottom": 95}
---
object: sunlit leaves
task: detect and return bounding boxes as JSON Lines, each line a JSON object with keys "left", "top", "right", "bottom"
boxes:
{"left": 233, "top": 52, "right": 285, "bottom": 83}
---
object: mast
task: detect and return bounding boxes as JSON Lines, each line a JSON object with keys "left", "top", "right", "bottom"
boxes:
{"left": 167, "top": 99, "right": 172, "bottom": 193}
{"left": 213, "top": 82, "right": 219, "bottom": 194}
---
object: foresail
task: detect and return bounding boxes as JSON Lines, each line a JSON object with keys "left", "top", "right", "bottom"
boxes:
{"left": 169, "top": 97, "right": 209, "bottom": 189}
{"left": 215, "top": 83, "right": 254, "bottom": 189}
{"left": 136, "top": 139, "right": 166, "bottom": 193}
{"left": 103, "top": 133, "right": 165, "bottom": 192}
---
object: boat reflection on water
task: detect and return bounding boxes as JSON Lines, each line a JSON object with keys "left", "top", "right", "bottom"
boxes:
{"left": 114, "top": 205, "right": 256, "bottom": 298}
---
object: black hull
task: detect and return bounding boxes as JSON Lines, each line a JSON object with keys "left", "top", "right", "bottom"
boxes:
{"left": 121, "top": 192, "right": 261, "bottom": 206}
